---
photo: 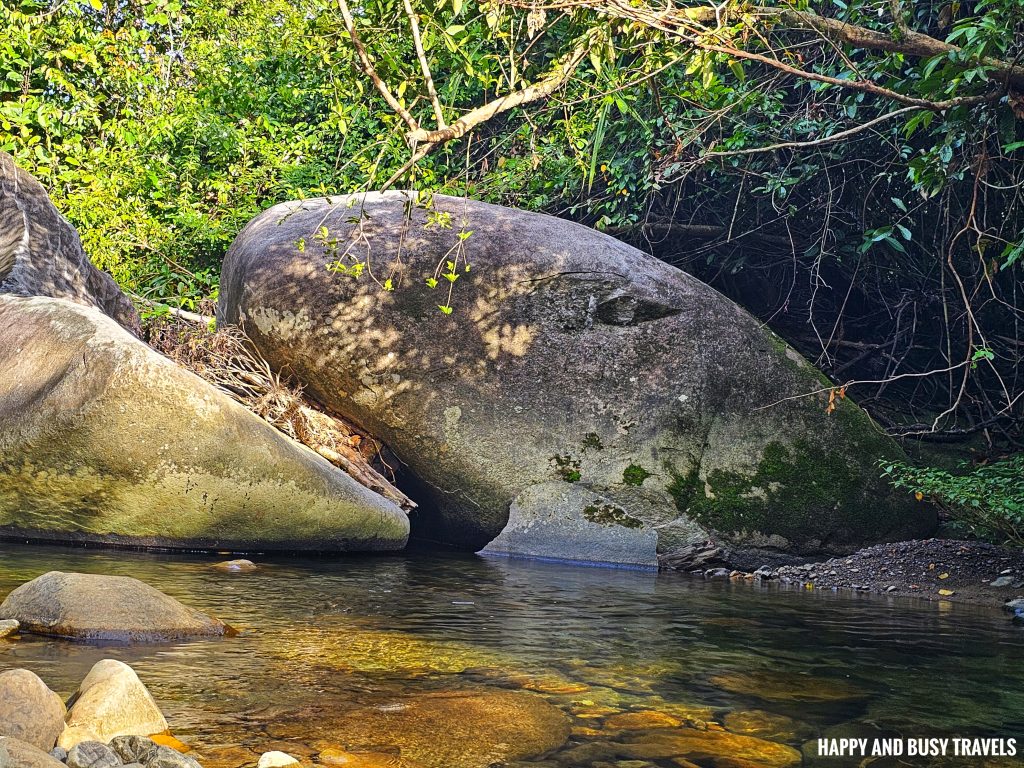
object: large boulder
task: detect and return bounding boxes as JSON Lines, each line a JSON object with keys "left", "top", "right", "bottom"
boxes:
{"left": 0, "top": 669, "right": 65, "bottom": 750}
{"left": 0, "top": 152, "right": 138, "bottom": 333}
{"left": 0, "top": 294, "right": 409, "bottom": 551}
{"left": 218, "top": 192, "right": 935, "bottom": 561}
{"left": 0, "top": 572, "right": 229, "bottom": 642}
{"left": 59, "top": 660, "right": 168, "bottom": 748}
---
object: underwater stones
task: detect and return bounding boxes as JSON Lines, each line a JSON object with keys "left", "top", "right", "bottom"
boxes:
{"left": 620, "top": 729, "right": 802, "bottom": 768}
{"left": 603, "top": 711, "right": 683, "bottom": 731}
{"left": 0, "top": 572, "right": 230, "bottom": 642}
{"left": 0, "top": 669, "right": 66, "bottom": 750}
{"left": 0, "top": 295, "right": 409, "bottom": 552}
{"left": 212, "top": 560, "right": 257, "bottom": 572}
{"left": 328, "top": 689, "right": 570, "bottom": 768}
{"left": 708, "top": 670, "right": 869, "bottom": 704}
{"left": 219, "top": 191, "right": 934, "bottom": 561}
{"left": 722, "top": 710, "right": 814, "bottom": 743}
{"left": 316, "top": 747, "right": 419, "bottom": 768}
{"left": 59, "top": 660, "right": 169, "bottom": 748}
{"left": 481, "top": 482, "right": 658, "bottom": 567}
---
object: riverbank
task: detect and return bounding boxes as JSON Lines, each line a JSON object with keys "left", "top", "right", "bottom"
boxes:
{"left": 756, "top": 538, "right": 1024, "bottom": 610}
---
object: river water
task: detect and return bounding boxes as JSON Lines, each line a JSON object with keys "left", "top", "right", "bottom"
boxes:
{"left": 1, "top": 544, "right": 1022, "bottom": 767}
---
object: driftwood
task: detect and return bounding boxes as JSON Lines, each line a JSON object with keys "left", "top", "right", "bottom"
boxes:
{"left": 146, "top": 312, "right": 416, "bottom": 512}
{"left": 658, "top": 540, "right": 728, "bottom": 571}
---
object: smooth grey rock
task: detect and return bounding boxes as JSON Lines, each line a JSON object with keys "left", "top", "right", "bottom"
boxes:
{"left": 990, "top": 575, "right": 1015, "bottom": 587}
{"left": 0, "top": 669, "right": 65, "bottom": 751}
{"left": 49, "top": 748, "right": 67, "bottom": 763}
{"left": 219, "top": 192, "right": 935, "bottom": 562}
{"left": 0, "top": 573, "right": 229, "bottom": 642}
{"left": 482, "top": 481, "right": 659, "bottom": 566}
{"left": 0, "top": 620, "right": 18, "bottom": 638}
{"left": 0, "top": 295, "right": 409, "bottom": 552}
{"left": 66, "top": 742, "right": 121, "bottom": 768}
{"left": 0, "top": 737, "right": 67, "bottom": 768}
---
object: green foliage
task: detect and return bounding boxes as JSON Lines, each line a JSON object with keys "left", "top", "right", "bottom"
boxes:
{"left": 881, "top": 456, "right": 1024, "bottom": 546}
{"left": 2, "top": 0, "right": 1022, "bottom": 437}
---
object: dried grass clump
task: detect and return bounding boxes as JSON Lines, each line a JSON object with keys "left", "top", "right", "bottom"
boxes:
{"left": 145, "top": 312, "right": 415, "bottom": 511}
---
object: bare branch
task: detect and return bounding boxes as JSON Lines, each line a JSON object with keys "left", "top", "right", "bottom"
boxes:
{"left": 405, "top": 35, "right": 593, "bottom": 144}
{"left": 337, "top": 0, "right": 419, "bottom": 134}
{"left": 402, "top": 0, "right": 447, "bottom": 129}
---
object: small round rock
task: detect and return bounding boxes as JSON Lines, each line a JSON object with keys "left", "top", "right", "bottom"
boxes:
{"left": 258, "top": 751, "right": 300, "bottom": 768}
{"left": 0, "top": 619, "right": 19, "bottom": 638}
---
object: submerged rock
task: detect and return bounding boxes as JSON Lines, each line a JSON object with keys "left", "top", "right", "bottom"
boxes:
{"left": 620, "top": 728, "right": 802, "bottom": 767}
{"left": 709, "top": 670, "right": 869, "bottom": 704}
{"left": 218, "top": 192, "right": 934, "bottom": 562}
{"left": 328, "top": 689, "right": 570, "bottom": 768}
{"left": 0, "top": 295, "right": 409, "bottom": 551}
{"left": 0, "top": 572, "right": 230, "bottom": 642}
{"left": 212, "top": 560, "right": 257, "bottom": 572}
{"left": 723, "top": 709, "right": 815, "bottom": 742}
{"left": 59, "top": 660, "right": 169, "bottom": 748}
{"left": 0, "top": 669, "right": 66, "bottom": 751}
{"left": 603, "top": 711, "right": 682, "bottom": 730}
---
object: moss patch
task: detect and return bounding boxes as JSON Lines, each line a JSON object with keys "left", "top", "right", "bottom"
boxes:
{"left": 670, "top": 439, "right": 894, "bottom": 545}
{"left": 583, "top": 503, "right": 644, "bottom": 529}
{"left": 581, "top": 433, "right": 604, "bottom": 451}
{"left": 622, "top": 463, "right": 652, "bottom": 487}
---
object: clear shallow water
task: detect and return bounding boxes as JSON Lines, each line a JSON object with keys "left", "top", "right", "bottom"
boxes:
{"left": 0, "top": 544, "right": 1022, "bottom": 767}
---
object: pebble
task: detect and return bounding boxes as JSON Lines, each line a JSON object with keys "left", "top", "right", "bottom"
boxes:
{"left": 50, "top": 748, "right": 68, "bottom": 762}
{"left": 258, "top": 752, "right": 301, "bottom": 768}
{"left": 1000, "top": 568, "right": 1014, "bottom": 575}
{"left": 0, "top": 619, "right": 19, "bottom": 638}
{"left": 991, "top": 576, "right": 1016, "bottom": 587}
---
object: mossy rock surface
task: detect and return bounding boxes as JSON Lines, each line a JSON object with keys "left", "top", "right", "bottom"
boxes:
{"left": 0, "top": 295, "right": 409, "bottom": 551}
{"left": 219, "top": 192, "right": 935, "bottom": 561}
